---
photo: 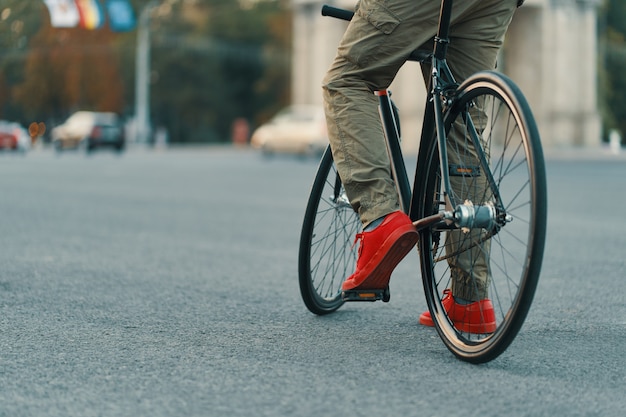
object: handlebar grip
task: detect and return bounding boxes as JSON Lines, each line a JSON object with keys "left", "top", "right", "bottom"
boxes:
{"left": 321, "top": 4, "right": 354, "bottom": 21}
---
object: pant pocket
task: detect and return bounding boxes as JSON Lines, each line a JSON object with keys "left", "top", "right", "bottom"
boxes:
{"left": 358, "top": 0, "right": 400, "bottom": 35}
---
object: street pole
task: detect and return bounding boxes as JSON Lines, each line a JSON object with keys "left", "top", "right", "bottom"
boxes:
{"left": 134, "top": 1, "right": 157, "bottom": 144}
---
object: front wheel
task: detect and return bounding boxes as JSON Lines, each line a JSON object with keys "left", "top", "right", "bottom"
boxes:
{"left": 298, "top": 146, "right": 360, "bottom": 315}
{"left": 415, "top": 71, "right": 547, "bottom": 363}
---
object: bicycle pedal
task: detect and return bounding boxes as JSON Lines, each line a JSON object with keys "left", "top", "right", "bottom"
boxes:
{"left": 342, "top": 287, "right": 390, "bottom": 303}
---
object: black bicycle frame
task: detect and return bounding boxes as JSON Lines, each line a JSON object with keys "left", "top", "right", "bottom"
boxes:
{"left": 378, "top": 90, "right": 411, "bottom": 212}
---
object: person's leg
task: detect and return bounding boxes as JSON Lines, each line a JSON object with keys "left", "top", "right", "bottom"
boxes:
{"left": 322, "top": 0, "right": 517, "bottom": 293}
{"left": 443, "top": 0, "right": 519, "bottom": 302}
{"left": 322, "top": 0, "right": 442, "bottom": 227}
{"left": 419, "top": 0, "right": 520, "bottom": 329}
{"left": 322, "top": 0, "right": 446, "bottom": 291}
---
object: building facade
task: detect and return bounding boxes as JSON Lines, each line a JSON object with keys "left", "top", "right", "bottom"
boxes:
{"left": 291, "top": 0, "right": 602, "bottom": 150}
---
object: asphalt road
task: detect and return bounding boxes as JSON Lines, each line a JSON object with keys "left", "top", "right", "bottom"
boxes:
{"left": 1, "top": 145, "right": 625, "bottom": 417}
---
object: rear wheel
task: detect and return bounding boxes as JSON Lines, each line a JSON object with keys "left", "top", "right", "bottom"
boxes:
{"left": 415, "top": 71, "right": 547, "bottom": 363}
{"left": 298, "top": 146, "right": 360, "bottom": 315}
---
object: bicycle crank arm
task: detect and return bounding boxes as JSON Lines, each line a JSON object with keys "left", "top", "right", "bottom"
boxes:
{"left": 412, "top": 213, "right": 446, "bottom": 231}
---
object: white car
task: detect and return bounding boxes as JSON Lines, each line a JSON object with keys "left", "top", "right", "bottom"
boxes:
{"left": 250, "top": 105, "right": 328, "bottom": 157}
{"left": 51, "top": 111, "right": 125, "bottom": 152}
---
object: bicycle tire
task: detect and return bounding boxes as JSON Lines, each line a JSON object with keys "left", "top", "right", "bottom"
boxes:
{"left": 298, "top": 146, "right": 360, "bottom": 315}
{"left": 415, "top": 71, "right": 547, "bottom": 363}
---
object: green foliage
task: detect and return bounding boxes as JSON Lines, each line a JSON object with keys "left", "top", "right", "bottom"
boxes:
{"left": 0, "top": 0, "right": 291, "bottom": 143}
{"left": 605, "top": 0, "right": 626, "bottom": 38}
{"left": 599, "top": 0, "right": 626, "bottom": 142}
{"left": 0, "top": 1, "right": 45, "bottom": 121}
{"left": 149, "top": 0, "right": 291, "bottom": 143}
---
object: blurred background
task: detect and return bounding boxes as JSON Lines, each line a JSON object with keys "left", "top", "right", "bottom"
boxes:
{"left": 0, "top": 0, "right": 624, "bottom": 154}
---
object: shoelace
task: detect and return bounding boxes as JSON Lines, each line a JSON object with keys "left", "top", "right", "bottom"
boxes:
{"left": 352, "top": 233, "right": 364, "bottom": 262}
{"left": 352, "top": 232, "right": 363, "bottom": 250}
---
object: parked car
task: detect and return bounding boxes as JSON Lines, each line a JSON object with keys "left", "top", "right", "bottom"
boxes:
{"left": 0, "top": 121, "right": 31, "bottom": 153}
{"left": 51, "top": 111, "right": 125, "bottom": 153}
{"left": 250, "top": 105, "right": 328, "bottom": 157}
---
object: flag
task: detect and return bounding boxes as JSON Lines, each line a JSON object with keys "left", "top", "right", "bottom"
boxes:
{"left": 75, "top": 0, "right": 105, "bottom": 30}
{"left": 43, "top": 0, "right": 80, "bottom": 28}
{"left": 105, "top": 0, "right": 136, "bottom": 32}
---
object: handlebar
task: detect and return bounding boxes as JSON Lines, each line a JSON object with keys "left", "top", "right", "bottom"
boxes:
{"left": 321, "top": 4, "right": 354, "bottom": 21}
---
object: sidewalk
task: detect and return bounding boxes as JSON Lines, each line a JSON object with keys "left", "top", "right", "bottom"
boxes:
{"left": 543, "top": 144, "right": 626, "bottom": 161}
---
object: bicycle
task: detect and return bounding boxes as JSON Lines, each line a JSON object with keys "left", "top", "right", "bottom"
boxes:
{"left": 298, "top": 1, "right": 547, "bottom": 363}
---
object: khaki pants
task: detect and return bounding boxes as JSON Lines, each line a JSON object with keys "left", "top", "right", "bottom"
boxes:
{"left": 322, "top": 0, "right": 518, "bottom": 300}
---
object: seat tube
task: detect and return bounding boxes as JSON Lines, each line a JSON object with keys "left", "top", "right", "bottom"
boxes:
{"left": 433, "top": 0, "right": 453, "bottom": 60}
{"left": 376, "top": 89, "right": 411, "bottom": 213}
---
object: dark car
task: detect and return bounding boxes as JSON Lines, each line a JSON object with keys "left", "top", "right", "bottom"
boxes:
{"left": 52, "top": 111, "right": 125, "bottom": 153}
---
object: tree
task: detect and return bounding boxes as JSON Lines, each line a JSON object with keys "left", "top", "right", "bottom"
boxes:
{"left": 599, "top": 0, "right": 626, "bottom": 142}
{"left": 148, "top": 0, "right": 291, "bottom": 143}
{"left": 1, "top": 1, "right": 126, "bottom": 125}
{"left": 15, "top": 23, "right": 125, "bottom": 120}
{"left": 0, "top": 1, "right": 46, "bottom": 121}
{"left": 0, "top": 0, "right": 292, "bottom": 144}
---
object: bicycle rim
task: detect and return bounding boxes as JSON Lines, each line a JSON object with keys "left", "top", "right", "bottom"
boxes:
{"left": 417, "top": 71, "right": 547, "bottom": 363}
{"left": 298, "top": 146, "right": 359, "bottom": 314}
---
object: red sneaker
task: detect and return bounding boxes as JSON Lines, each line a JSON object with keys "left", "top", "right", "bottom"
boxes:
{"left": 419, "top": 289, "right": 496, "bottom": 333}
{"left": 342, "top": 211, "right": 418, "bottom": 291}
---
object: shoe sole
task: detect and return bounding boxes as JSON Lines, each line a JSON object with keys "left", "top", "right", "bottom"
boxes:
{"left": 343, "top": 226, "right": 418, "bottom": 291}
{"left": 455, "top": 321, "right": 496, "bottom": 334}
{"left": 420, "top": 311, "right": 496, "bottom": 334}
